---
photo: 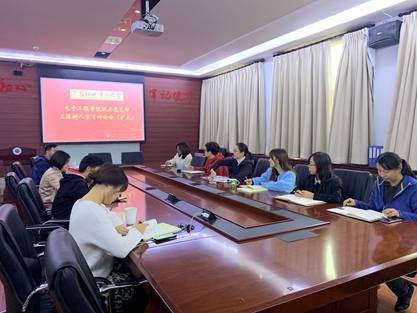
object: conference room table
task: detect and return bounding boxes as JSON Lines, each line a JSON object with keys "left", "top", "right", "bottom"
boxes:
{"left": 115, "top": 164, "right": 417, "bottom": 313}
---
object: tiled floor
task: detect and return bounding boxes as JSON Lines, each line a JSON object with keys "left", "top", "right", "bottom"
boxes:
{"left": 0, "top": 282, "right": 415, "bottom": 312}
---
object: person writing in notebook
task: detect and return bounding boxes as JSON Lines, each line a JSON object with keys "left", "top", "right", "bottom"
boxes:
{"left": 244, "top": 149, "right": 295, "bottom": 192}
{"left": 295, "top": 152, "right": 342, "bottom": 203}
{"left": 165, "top": 142, "right": 193, "bottom": 170}
{"left": 69, "top": 164, "right": 148, "bottom": 313}
{"left": 193, "top": 141, "right": 228, "bottom": 176}
{"left": 343, "top": 152, "right": 417, "bottom": 312}
{"left": 210, "top": 142, "right": 254, "bottom": 183}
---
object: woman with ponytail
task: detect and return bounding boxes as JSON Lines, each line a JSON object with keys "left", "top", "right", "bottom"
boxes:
{"left": 344, "top": 152, "right": 417, "bottom": 311}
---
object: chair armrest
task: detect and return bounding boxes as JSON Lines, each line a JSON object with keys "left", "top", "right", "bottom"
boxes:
{"left": 99, "top": 279, "right": 147, "bottom": 293}
{"left": 26, "top": 224, "right": 62, "bottom": 231}
{"left": 43, "top": 219, "right": 69, "bottom": 227}
{"left": 22, "top": 283, "right": 48, "bottom": 312}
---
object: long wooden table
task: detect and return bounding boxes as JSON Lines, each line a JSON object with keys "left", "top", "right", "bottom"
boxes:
{"left": 119, "top": 165, "right": 417, "bottom": 313}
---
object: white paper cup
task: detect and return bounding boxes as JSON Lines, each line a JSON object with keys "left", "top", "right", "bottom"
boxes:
{"left": 124, "top": 207, "right": 137, "bottom": 226}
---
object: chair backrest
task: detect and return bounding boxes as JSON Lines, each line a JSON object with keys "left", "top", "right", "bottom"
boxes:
{"left": 5, "top": 172, "right": 20, "bottom": 198}
{"left": 11, "top": 161, "right": 28, "bottom": 180}
{"left": 88, "top": 153, "right": 113, "bottom": 164}
{"left": 16, "top": 178, "right": 48, "bottom": 225}
{"left": 294, "top": 164, "right": 310, "bottom": 187}
{"left": 0, "top": 204, "right": 41, "bottom": 313}
{"left": 334, "top": 169, "right": 374, "bottom": 202}
{"left": 121, "top": 152, "right": 144, "bottom": 165}
{"left": 252, "top": 159, "right": 270, "bottom": 178}
{"left": 190, "top": 155, "right": 207, "bottom": 167}
{"left": 45, "top": 228, "right": 106, "bottom": 313}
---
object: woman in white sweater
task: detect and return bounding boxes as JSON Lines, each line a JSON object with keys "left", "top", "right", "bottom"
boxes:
{"left": 165, "top": 141, "right": 193, "bottom": 170}
{"left": 69, "top": 164, "right": 148, "bottom": 313}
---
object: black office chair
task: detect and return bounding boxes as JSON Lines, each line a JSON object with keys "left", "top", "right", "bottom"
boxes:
{"left": 88, "top": 153, "right": 113, "bottom": 164}
{"left": 16, "top": 178, "right": 68, "bottom": 230}
{"left": 11, "top": 161, "right": 28, "bottom": 180}
{"left": 5, "top": 171, "right": 20, "bottom": 200}
{"left": 190, "top": 155, "right": 207, "bottom": 167}
{"left": 45, "top": 228, "right": 145, "bottom": 313}
{"left": 0, "top": 204, "right": 53, "bottom": 313}
{"left": 252, "top": 159, "right": 269, "bottom": 177}
{"left": 121, "top": 152, "right": 144, "bottom": 165}
{"left": 294, "top": 164, "right": 310, "bottom": 187}
{"left": 334, "top": 169, "right": 374, "bottom": 202}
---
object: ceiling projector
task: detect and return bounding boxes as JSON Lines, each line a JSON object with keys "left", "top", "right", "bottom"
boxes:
{"left": 131, "top": 11, "right": 164, "bottom": 37}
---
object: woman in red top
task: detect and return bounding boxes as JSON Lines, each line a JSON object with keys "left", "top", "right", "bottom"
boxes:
{"left": 194, "top": 142, "right": 229, "bottom": 176}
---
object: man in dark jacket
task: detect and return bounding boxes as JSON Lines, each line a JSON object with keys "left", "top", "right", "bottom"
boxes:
{"left": 52, "top": 154, "right": 104, "bottom": 219}
{"left": 31, "top": 143, "right": 58, "bottom": 184}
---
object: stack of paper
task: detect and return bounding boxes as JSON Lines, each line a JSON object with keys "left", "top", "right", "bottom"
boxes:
{"left": 274, "top": 194, "right": 326, "bottom": 206}
{"left": 237, "top": 185, "right": 268, "bottom": 193}
{"left": 327, "top": 207, "right": 385, "bottom": 222}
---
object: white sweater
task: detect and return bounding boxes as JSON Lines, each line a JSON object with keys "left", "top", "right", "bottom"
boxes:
{"left": 69, "top": 200, "right": 143, "bottom": 277}
{"left": 166, "top": 153, "right": 193, "bottom": 170}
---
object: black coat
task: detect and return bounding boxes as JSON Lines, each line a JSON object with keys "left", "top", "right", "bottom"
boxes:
{"left": 52, "top": 173, "right": 89, "bottom": 218}
{"left": 211, "top": 157, "right": 254, "bottom": 183}
{"left": 297, "top": 174, "right": 343, "bottom": 203}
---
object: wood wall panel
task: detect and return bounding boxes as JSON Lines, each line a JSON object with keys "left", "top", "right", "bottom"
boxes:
{"left": 0, "top": 62, "right": 202, "bottom": 167}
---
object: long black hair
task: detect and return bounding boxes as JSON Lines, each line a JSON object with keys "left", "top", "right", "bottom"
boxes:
{"left": 308, "top": 152, "right": 333, "bottom": 181}
{"left": 236, "top": 143, "right": 252, "bottom": 159}
{"left": 176, "top": 142, "right": 192, "bottom": 159}
{"left": 90, "top": 164, "right": 129, "bottom": 192}
{"left": 376, "top": 152, "right": 416, "bottom": 178}
{"left": 269, "top": 149, "right": 292, "bottom": 181}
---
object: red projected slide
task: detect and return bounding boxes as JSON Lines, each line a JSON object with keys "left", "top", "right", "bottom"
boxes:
{"left": 40, "top": 77, "right": 145, "bottom": 143}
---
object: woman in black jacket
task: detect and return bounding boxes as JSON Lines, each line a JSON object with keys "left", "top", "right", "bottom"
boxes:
{"left": 210, "top": 143, "right": 254, "bottom": 183}
{"left": 295, "top": 152, "right": 342, "bottom": 203}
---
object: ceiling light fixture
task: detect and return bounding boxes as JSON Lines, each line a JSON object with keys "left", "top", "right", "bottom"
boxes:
{"left": 0, "top": 0, "right": 410, "bottom": 77}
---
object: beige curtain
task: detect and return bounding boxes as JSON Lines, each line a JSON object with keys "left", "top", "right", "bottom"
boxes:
{"left": 385, "top": 12, "right": 417, "bottom": 169}
{"left": 328, "top": 29, "right": 374, "bottom": 164}
{"left": 267, "top": 42, "right": 330, "bottom": 158}
{"left": 199, "top": 63, "right": 265, "bottom": 153}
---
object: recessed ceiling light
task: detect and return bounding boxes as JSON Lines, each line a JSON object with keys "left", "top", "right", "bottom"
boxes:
{"left": 135, "top": 9, "right": 140, "bottom": 13}
{"left": 120, "top": 28, "right": 127, "bottom": 32}
{"left": 32, "top": 46, "right": 40, "bottom": 51}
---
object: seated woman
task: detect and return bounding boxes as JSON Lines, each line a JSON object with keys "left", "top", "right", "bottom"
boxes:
{"left": 210, "top": 143, "right": 254, "bottom": 183}
{"left": 193, "top": 141, "right": 228, "bottom": 176}
{"left": 69, "top": 164, "right": 148, "bottom": 313}
{"left": 244, "top": 149, "right": 295, "bottom": 192}
{"left": 295, "top": 152, "right": 342, "bottom": 203}
{"left": 344, "top": 152, "right": 417, "bottom": 312}
{"left": 39, "top": 150, "right": 70, "bottom": 215}
{"left": 165, "top": 142, "right": 193, "bottom": 170}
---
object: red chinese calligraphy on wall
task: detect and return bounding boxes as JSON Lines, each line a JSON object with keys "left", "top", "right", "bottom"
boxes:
{"left": 0, "top": 78, "right": 32, "bottom": 93}
{"left": 148, "top": 87, "right": 193, "bottom": 102}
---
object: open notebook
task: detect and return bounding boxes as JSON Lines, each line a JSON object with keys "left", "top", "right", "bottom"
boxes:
{"left": 327, "top": 207, "right": 385, "bottom": 222}
{"left": 129, "top": 219, "right": 182, "bottom": 241}
{"left": 274, "top": 194, "right": 326, "bottom": 206}
{"left": 237, "top": 185, "right": 268, "bottom": 193}
{"left": 181, "top": 169, "right": 206, "bottom": 174}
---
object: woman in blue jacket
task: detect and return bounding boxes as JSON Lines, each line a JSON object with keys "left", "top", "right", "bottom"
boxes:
{"left": 245, "top": 149, "right": 295, "bottom": 193}
{"left": 344, "top": 152, "right": 417, "bottom": 312}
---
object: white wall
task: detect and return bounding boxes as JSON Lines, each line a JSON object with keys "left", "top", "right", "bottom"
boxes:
{"left": 373, "top": 45, "right": 399, "bottom": 146}
{"left": 59, "top": 143, "right": 140, "bottom": 168}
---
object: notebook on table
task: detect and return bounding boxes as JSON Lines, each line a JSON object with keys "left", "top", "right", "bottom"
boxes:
{"left": 237, "top": 185, "right": 268, "bottom": 193}
{"left": 181, "top": 170, "right": 206, "bottom": 174}
{"left": 129, "top": 219, "right": 182, "bottom": 240}
{"left": 327, "top": 207, "right": 385, "bottom": 222}
{"left": 274, "top": 194, "right": 326, "bottom": 206}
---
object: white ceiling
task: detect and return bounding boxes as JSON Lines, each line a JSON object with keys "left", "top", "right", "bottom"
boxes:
{"left": 0, "top": 0, "right": 417, "bottom": 76}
